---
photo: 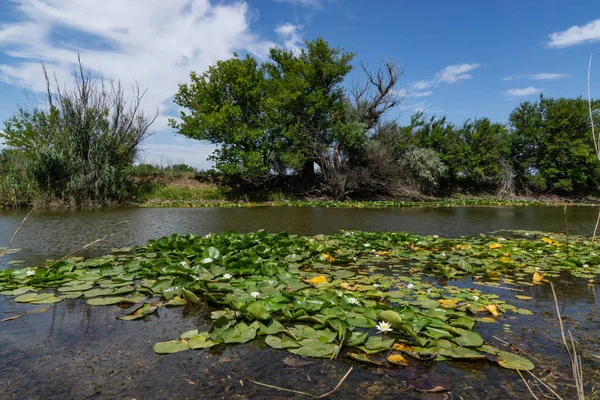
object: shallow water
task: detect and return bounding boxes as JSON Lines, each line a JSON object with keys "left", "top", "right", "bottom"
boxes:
{"left": 1, "top": 205, "right": 599, "bottom": 399}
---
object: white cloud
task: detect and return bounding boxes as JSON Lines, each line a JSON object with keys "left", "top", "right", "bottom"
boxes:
{"left": 547, "top": 18, "right": 600, "bottom": 48}
{"left": 275, "top": 23, "right": 304, "bottom": 53}
{"left": 410, "top": 64, "right": 481, "bottom": 93}
{"left": 139, "top": 141, "right": 217, "bottom": 169}
{"left": 395, "top": 88, "right": 433, "bottom": 98}
{"left": 435, "top": 63, "right": 481, "bottom": 84}
{"left": 504, "top": 73, "right": 569, "bottom": 81}
{"left": 504, "top": 86, "right": 542, "bottom": 97}
{"left": 274, "top": 0, "right": 322, "bottom": 8}
{"left": 0, "top": 0, "right": 277, "bottom": 167}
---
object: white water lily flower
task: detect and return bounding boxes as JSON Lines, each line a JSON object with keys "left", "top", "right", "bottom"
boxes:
{"left": 202, "top": 257, "right": 213, "bottom": 264}
{"left": 433, "top": 235, "right": 439, "bottom": 238}
{"left": 346, "top": 297, "right": 360, "bottom": 305}
{"left": 250, "top": 291, "right": 260, "bottom": 298}
{"left": 583, "top": 264, "right": 589, "bottom": 269}
{"left": 535, "top": 267, "right": 540, "bottom": 271}
{"left": 498, "top": 237, "right": 506, "bottom": 241}
{"left": 473, "top": 295, "right": 480, "bottom": 301}
{"left": 376, "top": 321, "right": 393, "bottom": 334}
{"left": 363, "top": 243, "right": 371, "bottom": 247}
{"left": 222, "top": 273, "right": 232, "bottom": 279}
{"left": 335, "top": 290, "right": 343, "bottom": 297}
{"left": 25, "top": 269, "right": 35, "bottom": 276}
{"left": 204, "top": 233, "right": 213, "bottom": 238}
{"left": 352, "top": 257, "right": 357, "bottom": 262}
{"left": 406, "top": 283, "right": 415, "bottom": 290}
{"left": 536, "top": 250, "right": 543, "bottom": 254}
{"left": 440, "top": 252, "right": 446, "bottom": 257}
{"left": 373, "top": 284, "right": 380, "bottom": 288}
{"left": 426, "top": 288, "right": 432, "bottom": 294}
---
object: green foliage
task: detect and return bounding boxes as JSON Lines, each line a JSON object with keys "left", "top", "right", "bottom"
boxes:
{"left": 509, "top": 96, "right": 600, "bottom": 194}
{"left": 1, "top": 59, "right": 156, "bottom": 206}
{"left": 142, "top": 184, "right": 225, "bottom": 201}
{"left": 398, "top": 147, "right": 447, "bottom": 193}
{"left": 171, "top": 38, "right": 357, "bottom": 179}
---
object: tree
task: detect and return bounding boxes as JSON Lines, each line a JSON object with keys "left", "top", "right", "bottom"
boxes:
{"left": 1, "top": 56, "right": 156, "bottom": 205}
{"left": 509, "top": 96, "right": 600, "bottom": 194}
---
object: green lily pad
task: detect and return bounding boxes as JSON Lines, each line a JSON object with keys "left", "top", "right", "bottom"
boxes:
{"left": 153, "top": 340, "right": 189, "bottom": 354}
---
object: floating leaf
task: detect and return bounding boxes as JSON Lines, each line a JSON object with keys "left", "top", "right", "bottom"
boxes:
{"left": 118, "top": 302, "right": 161, "bottom": 320}
{"left": 348, "top": 352, "right": 385, "bottom": 365}
{"left": 386, "top": 352, "right": 409, "bottom": 366}
{"left": 515, "top": 295, "right": 532, "bottom": 300}
{"left": 153, "top": 340, "right": 189, "bottom": 354}
{"left": 532, "top": 272, "right": 544, "bottom": 283}
{"left": 306, "top": 275, "right": 327, "bottom": 285}
{"left": 265, "top": 335, "right": 301, "bottom": 349}
{"left": 87, "top": 297, "right": 125, "bottom": 306}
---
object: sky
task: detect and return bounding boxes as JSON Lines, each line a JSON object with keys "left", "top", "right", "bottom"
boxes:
{"left": 0, "top": 0, "right": 599, "bottom": 168}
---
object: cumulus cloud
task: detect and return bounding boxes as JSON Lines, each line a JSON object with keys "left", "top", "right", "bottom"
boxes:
{"left": 547, "top": 18, "right": 600, "bottom": 48}
{"left": 275, "top": 23, "right": 304, "bottom": 53}
{"left": 408, "top": 63, "right": 480, "bottom": 90}
{"left": 395, "top": 88, "right": 433, "bottom": 98}
{"left": 504, "top": 86, "right": 542, "bottom": 97}
{"left": 504, "top": 73, "right": 569, "bottom": 81}
{"left": 0, "top": 0, "right": 278, "bottom": 168}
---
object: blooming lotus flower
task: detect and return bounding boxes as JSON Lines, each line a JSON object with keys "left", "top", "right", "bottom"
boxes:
{"left": 222, "top": 273, "right": 232, "bottom": 279}
{"left": 406, "top": 283, "right": 415, "bottom": 290}
{"left": 202, "top": 257, "right": 213, "bottom": 264}
{"left": 346, "top": 297, "right": 360, "bottom": 305}
{"left": 250, "top": 291, "right": 260, "bottom": 298}
{"left": 376, "top": 321, "right": 393, "bottom": 334}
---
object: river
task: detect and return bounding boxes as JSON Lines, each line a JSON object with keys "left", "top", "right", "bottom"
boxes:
{"left": 0, "top": 205, "right": 599, "bottom": 399}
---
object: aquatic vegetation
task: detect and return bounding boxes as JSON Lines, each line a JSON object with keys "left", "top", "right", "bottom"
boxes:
{"left": 1, "top": 229, "right": 598, "bottom": 373}
{"left": 140, "top": 198, "right": 552, "bottom": 209}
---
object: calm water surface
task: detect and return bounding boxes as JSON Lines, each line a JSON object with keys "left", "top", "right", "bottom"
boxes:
{"left": 0, "top": 205, "right": 598, "bottom": 399}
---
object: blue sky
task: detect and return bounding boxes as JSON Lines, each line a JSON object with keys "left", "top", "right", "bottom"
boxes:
{"left": 1, "top": 0, "right": 599, "bottom": 168}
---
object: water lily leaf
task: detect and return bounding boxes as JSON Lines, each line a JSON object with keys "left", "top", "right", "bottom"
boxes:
{"left": 265, "top": 335, "right": 301, "bottom": 349}
{"left": 532, "top": 272, "right": 544, "bottom": 283}
{"left": 202, "top": 247, "right": 220, "bottom": 260}
{"left": 451, "top": 328, "right": 484, "bottom": 348}
{"left": 457, "top": 259, "right": 475, "bottom": 273}
{"left": 180, "top": 329, "right": 199, "bottom": 340}
{"left": 332, "top": 270, "right": 355, "bottom": 279}
{"left": 0, "top": 287, "right": 37, "bottom": 296}
{"left": 386, "top": 352, "right": 409, "bottom": 366}
{"left": 87, "top": 297, "right": 125, "bottom": 306}
{"left": 31, "top": 296, "right": 63, "bottom": 304}
{"left": 118, "top": 302, "right": 161, "bottom": 320}
{"left": 300, "top": 327, "right": 337, "bottom": 343}
{"left": 410, "top": 299, "right": 440, "bottom": 309}
{"left": 356, "top": 335, "right": 394, "bottom": 354}
{"left": 348, "top": 352, "right": 385, "bottom": 365}
{"left": 346, "top": 331, "right": 368, "bottom": 347}
{"left": 220, "top": 323, "right": 257, "bottom": 344}
{"left": 288, "top": 339, "right": 338, "bottom": 358}
{"left": 182, "top": 288, "right": 200, "bottom": 304}
{"left": 485, "top": 304, "right": 500, "bottom": 317}
{"left": 246, "top": 301, "right": 270, "bottom": 320}
{"left": 437, "top": 340, "right": 485, "bottom": 360}
{"left": 83, "top": 288, "right": 114, "bottom": 298}
{"left": 479, "top": 345, "right": 534, "bottom": 371}
{"left": 379, "top": 310, "right": 403, "bottom": 326}
{"left": 57, "top": 283, "right": 94, "bottom": 292}
{"left": 450, "top": 317, "right": 475, "bottom": 330}
{"left": 438, "top": 299, "right": 458, "bottom": 308}
{"left": 489, "top": 243, "right": 504, "bottom": 249}
{"left": 166, "top": 296, "right": 187, "bottom": 306}
{"left": 153, "top": 340, "right": 189, "bottom": 354}
{"left": 256, "top": 320, "right": 285, "bottom": 335}
{"left": 306, "top": 275, "right": 327, "bottom": 285}
{"left": 425, "top": 327, "right": 454, "bottom": 340}
{"left": 14, "top": 292, "right": 51, "bottom": 303}
{"left": 392, "top": 343, "right": 437, "bottom": 360}
{"left": 189, "top": 332, "right": 218, "bottom": 349}
{"left": 515, "top": 295, "right": 532, "bottom": 300}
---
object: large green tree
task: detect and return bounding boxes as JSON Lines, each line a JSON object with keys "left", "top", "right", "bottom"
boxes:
{"left": 509, "top": 96, "right": 600, "bottom": 194}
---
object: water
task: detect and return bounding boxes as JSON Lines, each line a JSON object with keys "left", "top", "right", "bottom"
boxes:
{"left": 0, "top": 205, "right": 599, "bottom": 399}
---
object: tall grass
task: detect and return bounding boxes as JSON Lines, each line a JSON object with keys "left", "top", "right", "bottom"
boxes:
{"left": 142, "top": 184, "right": 225, "bottom": 201}
{"left": 0, "top": 55, "right": 156, "bottom": 207}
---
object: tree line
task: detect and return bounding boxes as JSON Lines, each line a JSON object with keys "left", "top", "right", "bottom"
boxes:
{"left": 1, "top": 39, "right": 600, "bottom": 207}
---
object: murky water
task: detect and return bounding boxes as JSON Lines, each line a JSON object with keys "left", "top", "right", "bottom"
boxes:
{"left": 1, "top": 206, "right": 599, "bottom": 399}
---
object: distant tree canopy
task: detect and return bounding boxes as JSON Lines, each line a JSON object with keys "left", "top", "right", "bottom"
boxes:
{"left": 171, "top": 38, "right": 402, "bottom": 197}
{"left": 172, "top": 39, "right": 600, "bottom": 198}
